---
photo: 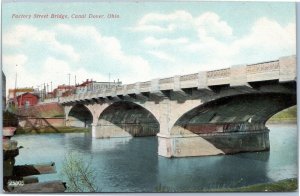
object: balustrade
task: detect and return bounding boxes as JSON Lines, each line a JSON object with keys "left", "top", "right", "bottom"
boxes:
{"left": 247, "top": 61, "right": 279, "bottom": 74}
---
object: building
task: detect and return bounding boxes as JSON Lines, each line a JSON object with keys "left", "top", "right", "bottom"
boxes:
{"left": 53, "top": 85, "right": 75, "bottom": 97}
{"left": 75, "top": 79, "right": 122, "bottom": 94}
{"left": 16, "top": 92, "right": 39, "bottom": 108}
{"left": 7, "top": 88, "right": 35, "bottom": 109}
{"left": 8, "top": 88, "right": 34, "bottom": 100}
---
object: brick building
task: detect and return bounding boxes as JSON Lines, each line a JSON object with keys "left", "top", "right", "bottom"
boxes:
{"left": 16, "top": 92, "right": 39, "bottom": 108}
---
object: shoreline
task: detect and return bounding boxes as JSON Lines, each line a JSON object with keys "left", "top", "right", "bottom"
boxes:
{"left": 266, "top": 118, "right": 297, "bottom": 125}
{"left": 15, "top": 126, "right": 89, "bottom": 135}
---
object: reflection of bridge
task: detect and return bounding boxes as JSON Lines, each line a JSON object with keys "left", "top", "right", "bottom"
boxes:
{"left": 56, "top": 55, "right": 296, "bottom": 158}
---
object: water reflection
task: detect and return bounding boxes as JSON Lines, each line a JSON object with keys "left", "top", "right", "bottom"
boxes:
{"left": 13, "top": 124, "right": 297, "bottom": 192}
{"left": 157, "top": 152, "right": 271, "bottom": 191}
{"left": 62, "top": 132, "right": 132, "bottom": 153}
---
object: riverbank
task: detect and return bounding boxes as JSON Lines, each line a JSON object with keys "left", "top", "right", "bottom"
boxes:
{"left": 213, "top": 178, "right": 298, "bottom": 192}
{"left": 15, "top": 126, "right": 89, "bottom": 134}
{"left": 267, "top": 118, "right": 297, "bottom": 124}
{"left": 156, "top": 178, "right": 298, "bottom": 192}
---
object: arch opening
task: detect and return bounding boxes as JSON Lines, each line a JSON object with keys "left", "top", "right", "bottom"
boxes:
{"left": 161, "top": 93, "right": 296, "bottom": 157}
{"left": 68, "top": 104, "right": 93, "bottom": 128}
{"left": 96, "top": 101, "right": 159, "bottom": 138}
{"left": 171, "top": 93, "right": 296, "bottom": 135}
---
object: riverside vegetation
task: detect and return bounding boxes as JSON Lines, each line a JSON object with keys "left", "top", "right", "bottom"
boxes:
{"left": 60, "top": 152, "right": 99, "bottom": 192}
{"left": 155, "top": 178, "right": 298, "bottom": 192}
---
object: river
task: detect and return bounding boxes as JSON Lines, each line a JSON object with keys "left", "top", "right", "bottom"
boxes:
{"left": 13, "top": 124, "right": 297, "bottom": 192}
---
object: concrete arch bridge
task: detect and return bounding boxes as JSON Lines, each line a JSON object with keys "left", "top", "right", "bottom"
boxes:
{"left": 58, "top": 55, "right": 296, "bottom": 158}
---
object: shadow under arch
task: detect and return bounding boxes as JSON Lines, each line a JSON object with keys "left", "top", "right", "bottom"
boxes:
{"left": 171, "top": 92, "right": 296, "bottom": 135}
{"left": 97, "top": 101, "right": 159, "bottom": 137}
{"left": 68, "top": 104, "right": 93, "bottom": 128}
{"left": 160, "top": 92, "right": 296, "bottom": 157}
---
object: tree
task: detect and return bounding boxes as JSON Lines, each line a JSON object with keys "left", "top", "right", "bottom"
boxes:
{"left": 60, "top": 152, "right": 98, "bottom": 192}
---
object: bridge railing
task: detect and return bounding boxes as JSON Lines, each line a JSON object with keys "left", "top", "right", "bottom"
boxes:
{"left": 140, "top": 81, "right": 151, "bottom": 92}
{"left": 43, "top": 55, "right": 295, "bottom": 104}
{"left": 246, "top": 60, "right": 280, "bottom": 82}
{"left": 180, "top": 73, "right": 198, "bottom": 89}
{"left": 159, "top": 77, "right": 173, "bottom": 90}
{"left": 206, "top": 68, "right": 230, "bottom": 86}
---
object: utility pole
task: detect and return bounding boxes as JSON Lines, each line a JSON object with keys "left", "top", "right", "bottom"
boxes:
{"left": 75, "top": 75, "right": 76, "bottom": 86}
{"left": 68, "top": 73, "right": 71, "bottom": 86}
{"left": 109, "top": 73, "right": 111, "bottom": 88}
{"left": 43, "top": 83, "right": 46, "bottom": 101}
{"left": 50, "top": 82, "right": 52, "bottom": 92}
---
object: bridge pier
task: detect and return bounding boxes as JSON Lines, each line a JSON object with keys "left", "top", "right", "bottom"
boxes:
{"left": 158, "top": 125, "right": 270, "bottom": 158}
{"left": 91, "top": 123, "right": 97, "bottom": 138}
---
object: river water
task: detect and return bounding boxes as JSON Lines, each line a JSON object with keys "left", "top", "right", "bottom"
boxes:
{"left": 13, "top": 124, "right": 297, "bottom": 192}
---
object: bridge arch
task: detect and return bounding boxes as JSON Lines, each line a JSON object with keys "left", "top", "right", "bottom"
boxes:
{"left": 95, "top": 101, "right": 160, "bottom": 138}
{"left": 170, "top": 92, "right": 296, "bottom": 135}
{"left": 67, "top": 104, "right": 93, "bottom": 128}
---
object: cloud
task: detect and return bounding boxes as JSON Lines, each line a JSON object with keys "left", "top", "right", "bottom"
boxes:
{"left": 2, "top": 12, "right": 295, "bottom": 95}
{"left": 194, "top": 12, "right": 233, "bottom": 39}
{"left": 55, "top": 24, "right": 152, "bottom": 83}
{"left": 134, "top": 10, "right": 295, "bottom": 71}
{"left": 148, "top": 51, "right": 175, "bottom": 62}
{"left": 4, "top": 25, "right": 80, "bottom": 62}
{"left": 132, "top": 10, "right": 193, "bottom": 32}
{"left": 144, "top": 37, "right": 189, "bottom": 46}
{"left": 3, "top": 23, "right": 154, "bottom": 93}
{"left": 233, "top": 17, "right": 295, "bottom": 56}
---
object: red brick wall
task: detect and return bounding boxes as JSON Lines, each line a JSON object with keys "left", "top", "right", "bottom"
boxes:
{"left": 17, "top": 93, "right": 39, "bottom": 107}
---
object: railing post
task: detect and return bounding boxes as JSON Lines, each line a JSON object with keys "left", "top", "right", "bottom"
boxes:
{"left": 230, "top": 64, "right": 250, "bottom": 87}
{"left": 197, "top": 71, "right": 208, "bottom": 90}
{"left": 279, "top": 55, "right": 296, "bottom": 82}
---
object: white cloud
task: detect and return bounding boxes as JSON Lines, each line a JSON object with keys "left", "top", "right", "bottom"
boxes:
{"left": 134, "top": 10, "right": 295, "bottom": 71}
{"left": 3, "top": 24, "right": 155, "bottom": 93}
{"left": 194, "top": 12, "right": 233, "bottom": 39}
{"left": 3, "top": 25, "right": 80, "bottom": 62}
{"left": 148, "top": 51, "right": 175, "bottom": 62}
{"left": 2, "top": 14, "right": 295, "bottom": 94}
{"left": 3, "top": 25, "right": 38, "bottom": 46}
{"left": 132, "top": 10, "right": 193, "bottom": 32}
{"left": 233, "top": 18, "right": 295, "bottom": 55}
{"left": 55, "top": 24, "right": 152, "bottom": 83}
{"left": 144, "top": 37, "right": 189, "bottom": 46}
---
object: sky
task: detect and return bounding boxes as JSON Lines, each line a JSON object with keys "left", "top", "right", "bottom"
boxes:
{"left": 2, "top": 1, "right": 296, "bottom": 93}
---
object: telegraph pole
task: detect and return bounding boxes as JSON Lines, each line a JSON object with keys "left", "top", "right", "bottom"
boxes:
{"left": 68, "top": 73, "right": 71, "bottom": 86}
{"left": 109, "top": 73, "right": 111, "bottom": 88}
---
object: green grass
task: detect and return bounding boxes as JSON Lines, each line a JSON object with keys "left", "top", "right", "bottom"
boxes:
{"left": 268, "top": 105, "right": 297, "bottom": 123}
{"left": 15, "top": 126, "right": 89, "bottom": 134}
{"left": 215, "top": 178, "right": 298, "bottom": 192}
{"left": 155, "top": 178, "right": 298, "bottom": 192}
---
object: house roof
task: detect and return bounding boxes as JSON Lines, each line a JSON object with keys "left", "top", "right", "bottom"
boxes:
{"left": 16, "top": 92, "right": 39, "bottom": 98}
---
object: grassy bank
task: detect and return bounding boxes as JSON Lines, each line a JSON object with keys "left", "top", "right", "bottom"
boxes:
{"left": 15, "top": 126, "right": 89, "bottom": 134}
{"left": 155, "top": 178, "right": 298, "bottom": 192}
{"left": 213, "top": 178, "right": 298, "bottom": 192}
{"left": 268, "top": 106, "right": 297, "bottom": 124}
